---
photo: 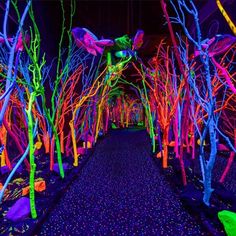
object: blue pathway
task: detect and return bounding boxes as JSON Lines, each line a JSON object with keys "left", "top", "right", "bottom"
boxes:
{"left": 39, "top": 128, "right": 203, "bottom": 235}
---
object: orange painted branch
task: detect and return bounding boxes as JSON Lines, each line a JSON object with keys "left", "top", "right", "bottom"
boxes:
{"left": 60, "top": 131, "right": 64, "bottom": 154}
{"left": 69, "top": 121, "right": 78, "bottom": 166}
{"left": 162, "top": 126, "right": 169, "bottom": 168}
{"left": 43, "top": 132, "right": 50, "bottom": 154}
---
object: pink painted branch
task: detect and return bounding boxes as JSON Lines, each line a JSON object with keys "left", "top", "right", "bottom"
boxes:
{"left": 3, "top": 118, "right": 30, "bottom": 170}
{"left": 191, "top": 134, "right": 196, "bottom": 160}
{"left": 219, "top": 129, "right": 236, "bottom": 183}
{"left": 174, "top": 109, "right": 179, "bottom": 158}
{"left": 50, "top": 136, "right": 55, "bottom": 171}
{"left": 65, "top": 132, "right": 71, "bottom": 157}
{"left": 212, "top": 57, "right": 236, "bottom": 94}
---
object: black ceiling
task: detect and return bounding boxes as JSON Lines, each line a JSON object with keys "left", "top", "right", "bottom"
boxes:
{"left": 1, "top": 0, "right": 236, "bottom": 59}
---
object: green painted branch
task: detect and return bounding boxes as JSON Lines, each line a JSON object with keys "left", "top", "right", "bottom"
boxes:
{"left": 41, "top": 95, "right": 64, "bottom": 178}
{"left": 25, "top": 91, "right": 37, "bottom": 219}
{"left": 142, "top": 76, "right": 156, "bottom": 152}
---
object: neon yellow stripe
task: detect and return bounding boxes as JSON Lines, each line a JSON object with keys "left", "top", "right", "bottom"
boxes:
{"left": 216, "top": 0, "right": 236, "bottom": 35}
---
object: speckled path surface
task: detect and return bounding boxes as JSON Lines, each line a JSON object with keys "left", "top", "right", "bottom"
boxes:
{"left": 38, "top": 128, "right": 204, "bottom": 236}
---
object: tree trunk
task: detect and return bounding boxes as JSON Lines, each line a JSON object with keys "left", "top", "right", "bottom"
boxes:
{"left": 203, "top": 120, "right": 217, "bottom": 206}
{"left": 50, "top": 136, "right": 55, "bottom": 171}
{"left": 69, "top": 121, "right": 78, "bottom": 167}
{"left": 3, "top": 119, "right": 30, "bottom": 170}
{"left": 54, "top": 129, "right": 64, "bottom": 178}
{"left": 60, "top": 131, "right": 64, "bottom": 154}
{"left": 43, "top": 132, "right": 50, "bottom": 154}
{"left": 174, "top": 112, "right": 179, "bottom": 158}
{"left": 105, "top": 107, "right": 109, "bottom": 133}
{"left": 65, "top": 133, "right": 71, "bottom": 157}
{"left": 179, "top": 142, "right": 187, "bottom": 186}
{"left": 26, "top": 92, "right": 37, "bottom": 219}
{"left": 163, "top": 127, "right": 169, "bottom": 168}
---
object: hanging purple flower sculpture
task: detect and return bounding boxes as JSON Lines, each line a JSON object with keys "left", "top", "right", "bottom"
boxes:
{"left": 72, "top": 27, "right": 114, "bottom": 56}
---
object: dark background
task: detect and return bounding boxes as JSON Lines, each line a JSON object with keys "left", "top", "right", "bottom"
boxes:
{"left": 32, "top": 0, "right": 170, "bottom": 60}
{"left": 1, "top": 0, "right": 236, "bottom": 60}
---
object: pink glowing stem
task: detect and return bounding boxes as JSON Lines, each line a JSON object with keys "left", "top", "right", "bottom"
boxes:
{"left": 212, "top": 57, "right": 236, "bottom": 94}
{"left": 219, "top": 129, "right": 236, "bottom": 183}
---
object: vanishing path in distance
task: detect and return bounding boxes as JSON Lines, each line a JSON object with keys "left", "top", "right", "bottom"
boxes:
{"left": 39, "top": 128, "right": 203, "bottom": 235}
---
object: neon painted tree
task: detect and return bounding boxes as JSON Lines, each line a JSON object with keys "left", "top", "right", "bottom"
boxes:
{"left": 161, "top": 0, "right": 197, "bottom": 185}
{"left": 0, "top": 0, "right": 40, "bottom": 214}
{"left": 17, "top": 4, "right": 46, "bottom": 218}
{"left": 108, "top": 90, "right": 143, "bottom": 128}
{"left": 0, "top": 1, "right": 44, "bottom": 217}
{"left": 0, "top": 0, "right": 32, "bottom": 172}
{"left": 169, "top": 0, "right": 236, "bottom": 205}
{"left": 69, "top": 71, "right": 104, "bottom": 166}
{"left": 92, "top": 48, "right": 132, "bottom": 141}
{"left": 0, "top": 0, "right": 32, "bottom": 124}
{"left": 0, "top": 72, "right": 30, "bottom": 171}
{"left": 67, "top": 36, "right": 110, "bottom": 166}
{"left": 119, "top": 71, "right": 155, "bottom": 152}
{"left": 213, "top": 43, "right": 236, "bottom": 182}
{"left": 68, "top": 26, "right": 117, "bottom": 166}
{"left": 23, "top": 0, "right": 77, "bottom": 178}
{"left": 134, "top": 42, "right": 185, "bottom": 166}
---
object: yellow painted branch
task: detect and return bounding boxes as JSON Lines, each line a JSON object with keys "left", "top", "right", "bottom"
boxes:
{"left": 69, "top": 121, "right": 79, "bottom": 166}
{"left": 216, "top": 0, "right": 236, "bottom": 35}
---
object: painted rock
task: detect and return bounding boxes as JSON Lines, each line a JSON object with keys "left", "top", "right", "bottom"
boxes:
{"left": 218, "top": 210, "right": 236, "bottom": 236}
{"left": 156, "top": 151, "right": 162, "bottom": 158}
{"left": 0, "top": 166, "right": 10, "bottom": 175}
{"left": 22, "top": 180, "right": 46, "bottom": 196}
{"left": 6, "top": 197, "right": 30, "bottom": 222}
{"left": 53, "top": 163, "right": 69, "bottom": 174}
{"left": 77, "top": 147, "right": 86, "bottom": 155}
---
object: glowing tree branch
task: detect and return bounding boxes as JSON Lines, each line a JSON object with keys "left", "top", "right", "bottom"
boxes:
{"left": 0, "top": 0, "right": 32, "bottom": 125}
{"left": 169, "top": 0, "right": 236, "bottom": 205}
{"left": 216, "top": 0, "right": 236, "bottom": 35}
{"left": 25, "top": 91, "right": 37, "bottom": 218}
{"left": 0, "top": 119, "right": 38, "bottom": 204}
{"left": 70, "top": 70, "right": 105, "bottom": 166}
